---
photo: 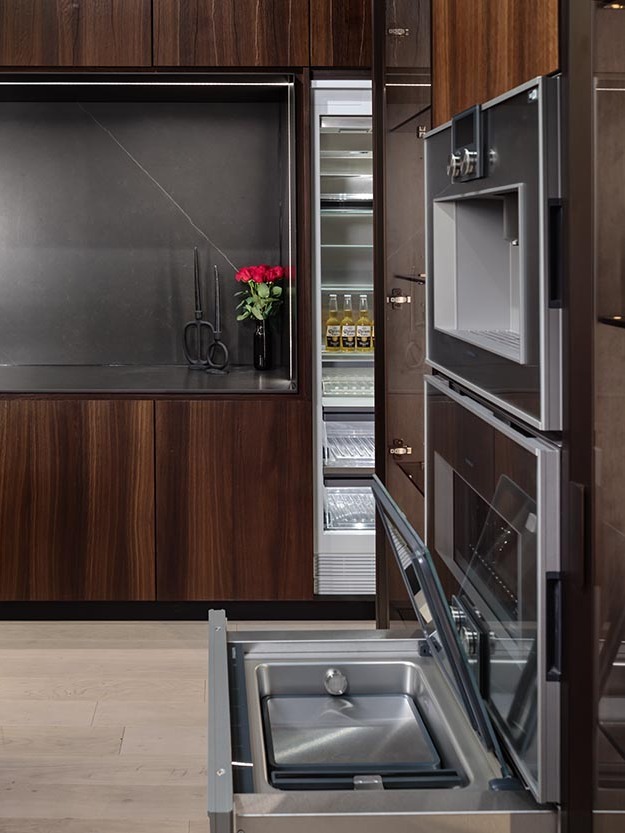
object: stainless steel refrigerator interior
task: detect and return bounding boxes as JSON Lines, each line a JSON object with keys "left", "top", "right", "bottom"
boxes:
{"left": 312, "top": 82, "right": 375, "bottom": 595}
{"left": 425, "top": 76, "right": 562, "bottom": 431}
{"left": 207, "top": 477, "right": 560, "bottom": 832}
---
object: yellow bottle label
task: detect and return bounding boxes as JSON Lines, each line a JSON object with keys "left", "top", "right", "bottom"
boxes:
{"left": 326, "top": 324, "right": 341, "bottom": 349}
{"left": 356, "top": 324, "right": 372, "bottom": 349}
{"left": 341, "top": 324, "right": 356, "bottom": 350}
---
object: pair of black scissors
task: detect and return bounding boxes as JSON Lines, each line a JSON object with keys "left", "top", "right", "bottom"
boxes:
{"left": 183, "top": 248, "right": 229, "bottom": 372}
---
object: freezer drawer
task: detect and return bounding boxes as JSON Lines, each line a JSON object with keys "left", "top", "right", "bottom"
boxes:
{"left": 208, "top": 613, "right": 558, "bottom": 833}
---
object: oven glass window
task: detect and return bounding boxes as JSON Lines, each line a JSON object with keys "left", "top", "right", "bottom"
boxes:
{"left": 453, "top": 472, "right": 539, "bottom": 782}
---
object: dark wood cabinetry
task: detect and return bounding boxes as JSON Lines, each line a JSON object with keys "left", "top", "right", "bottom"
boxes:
{"left": 0, "top": 0, "right": 152, "bottom": 67}
{"left": 0, "top": 400, "right": 155, "bottom": 601}
{"left": 155, "top": 398, "right": 313, "bottom": 601}
{"left": 311, "top": 0, "right": 371, "bottom": 67}
{"left": 154, "top": 0, "right": 309, "bottom": 67}
{"left": 432, "top": 0, "right": 559, "bottom": 125}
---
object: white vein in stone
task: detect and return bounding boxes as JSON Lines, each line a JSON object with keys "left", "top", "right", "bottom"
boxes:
{"left": 77, "top": 103, "right": 239, "bottom": 273}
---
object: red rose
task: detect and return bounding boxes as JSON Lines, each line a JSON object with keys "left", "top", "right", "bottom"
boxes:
{"left": 251, "top": 265, "right": 270, "bottom": 283}
{"left": 235, "top": 267, "right": 254, "bottom": 283}
{"left": 268, "top": 265, "right": 285, "bottom": 282}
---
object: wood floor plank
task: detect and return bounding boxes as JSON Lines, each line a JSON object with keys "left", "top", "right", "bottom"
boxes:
{"left": 93, "top": 700, "right": 206, "bottom": 728}
{"left": 0, "top": 649, "right": 206, "bottom": 678}
{"left": 0, "top": 699, "right": 96, "bottom": 726}
{"left": 0, "top": 784, "right": 206, "bottom": 820}
{"left": 0, "top": 820, "right": 190, "bottom": 833}
{"left": 0, "top": 726, "right": 124, "bottom": 757}
{"left": 120, "top": 727, "right": 207, "bottom": 757}
{"left": 0, "top": 756, "right": 207, "bottom": 787}
{"left": 0, "top": 677, "right": 205, "bottom": 702}
{"left": 188, "top": 823, "right": 209, "bottom": 833}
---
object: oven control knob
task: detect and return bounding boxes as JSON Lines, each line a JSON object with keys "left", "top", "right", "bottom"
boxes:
{"left": 460, "top": 625, "right": 479, "bottom": 657}
{"left": 447, "top": 152, "right": 462, "bottom": 179}
{"left": 460, "top": 147, "right": 478, "bottom": 177}
{"left": 324, "top": 668, "right": 348, "bottom": 696}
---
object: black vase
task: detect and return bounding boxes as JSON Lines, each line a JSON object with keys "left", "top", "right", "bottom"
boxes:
{"left": 253, "top": 320, "right": 272, "bottom": 371}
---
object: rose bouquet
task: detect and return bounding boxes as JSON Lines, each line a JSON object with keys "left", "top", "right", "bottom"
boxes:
{"left": 235, "top": 264, "right": 285, "bottom": 321}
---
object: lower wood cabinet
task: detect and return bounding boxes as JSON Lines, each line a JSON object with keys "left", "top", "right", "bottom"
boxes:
{"left": 0, "top": 400, "right": 155, "bottom": 601}
{"left": 155, "top": 398, "right": 314, "bottom": 600}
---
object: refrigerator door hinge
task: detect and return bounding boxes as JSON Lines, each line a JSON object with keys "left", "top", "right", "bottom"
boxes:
{"left": 389, "top": 439, "right": 412, "bottom": 457}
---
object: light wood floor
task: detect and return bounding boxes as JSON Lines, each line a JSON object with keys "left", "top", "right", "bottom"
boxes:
{"left": 0, "top": 619, "right": 374, "bottom": 832}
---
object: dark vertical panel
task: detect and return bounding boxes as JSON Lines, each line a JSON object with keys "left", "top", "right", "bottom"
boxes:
{"left": 373, "top": 0, "right": 431, "bottom": 626}
{"left": 0, "top": 400, "right": 155, "bottom": 601}
{"left": 372, "top": 0, "right": 389, "bottom": 627}
{"left": 310, "top": 0, "right": 372, "bottom": 67}
{"left": 154, "top": 0, "right": 309, "bottom": 67}
{"left": 560, "top": 0, "right": 594, "bottom": 830}
{"left": 0, "top": 0, "right": 152, "bottom": 67}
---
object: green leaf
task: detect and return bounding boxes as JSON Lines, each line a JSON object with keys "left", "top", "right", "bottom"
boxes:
{"left": 257, "top": 283, "right": 270, "bottom": 298}
{"left": 251, "top": 306, "right": 264, "bottom": 321}
{"left": 236, "top": 312, "right": 249, "bottom": 321}
{"left": 271, "top": 285, "right": 282, "bottom": 297}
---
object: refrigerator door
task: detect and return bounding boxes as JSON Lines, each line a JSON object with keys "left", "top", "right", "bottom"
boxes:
{"left": 424, "top": 374, "right": 561, "bottom": 804}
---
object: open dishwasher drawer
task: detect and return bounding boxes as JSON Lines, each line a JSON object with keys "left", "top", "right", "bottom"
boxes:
{"left": 208, "top": 477, "right": 559, "bottom": 832}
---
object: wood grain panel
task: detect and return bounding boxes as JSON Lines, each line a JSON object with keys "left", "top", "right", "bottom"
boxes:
{"left": 432, "top": 0, "right": 559, "bottom": 125}
{"left": 386, "top": 0, "right": 430, "bottom": 70}
{"left": 155, "top": 401, "right": 235, "bottom": 600}
{"left": 154, "top": 0, "right": 309, "bottom": 67}
{"left": 311, "top": 0, "right": 371, "bottom": 67}
{"left": 0, "top": 0, "right": 151, "bottom": 67}
{"left": 0, "top": 400, "right": 155, "bottom": 601}
{"left": 155, "top": 399, "right": 313, "bottom": 600}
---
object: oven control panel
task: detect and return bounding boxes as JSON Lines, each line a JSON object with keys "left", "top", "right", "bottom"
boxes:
{"left": 448, "top": 104, "right": 484, "bottom": 183}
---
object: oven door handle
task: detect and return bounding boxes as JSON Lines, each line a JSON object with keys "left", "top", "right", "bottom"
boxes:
{"left": 546, "top": 572, "right": 563, "bottom": 681}
{"left": 208, "top": 609, "right": 234, "bottom": 833}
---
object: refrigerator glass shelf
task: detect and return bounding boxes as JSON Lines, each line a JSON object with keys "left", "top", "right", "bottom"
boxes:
{"left": 324, "top": 487, "right": 375, "bottom": 531}
{"left": 321, "top": 243, "right": 373, "bottom": 249}
{"left": 321, "top": 368, "right": 374, "bottom": 398}
{"left": 321, "top": 208, "right": 373, "bottom": 216}
{"left": 324, "top": 422, "right": 375, "bottom": 467}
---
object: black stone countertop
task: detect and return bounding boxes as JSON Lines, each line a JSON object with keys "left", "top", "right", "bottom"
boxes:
{"left": 0, "top": 365, "right": 295, "bottom": 395}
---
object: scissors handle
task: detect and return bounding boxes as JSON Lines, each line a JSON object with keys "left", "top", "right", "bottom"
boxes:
{"left": 207, "top": 338, "right": 229, "bottom": 371}
{"left": 183, "top": 319, "right": 214, "bottom": 368}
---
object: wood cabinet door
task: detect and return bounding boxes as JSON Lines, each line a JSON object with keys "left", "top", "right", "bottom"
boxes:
{"left": 155, "top": 399, "right": 313, "bottom": 600}
{"left": 310, "top": 0, "right": 371, "bottom": 67}
{"left": 432, "top": 0, "right": 559, "bottom": 125}
{"left": 0, "top": 400, "right": 155, "bottom": 601}
{"left": 0, "top": 0, "right": 152, "bottom": 67}
{"left": 154, "top": 0, "right": 309, "bottom": 67}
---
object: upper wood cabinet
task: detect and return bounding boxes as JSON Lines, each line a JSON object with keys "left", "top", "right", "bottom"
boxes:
{"left": 155, "top": 398, "right": 313, "bottom": 601}
{"left": 432, "top": 0, "right": 559, "bottom": 125}
{"left": 0, "top": 400, "right": 155, "bottom": 601}
{"left": 153, "top": 0, "right": 309, "bottom": 67}
{"left": 311, "top": 0, "right": 371, "bottom": 67}
{"left": 0, "top": 0, "right": 152, "bottom": 67}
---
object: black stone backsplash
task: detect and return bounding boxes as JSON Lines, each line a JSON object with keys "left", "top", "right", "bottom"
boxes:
{"left": 0, "top": 98, "right": 290, "bottom": 370}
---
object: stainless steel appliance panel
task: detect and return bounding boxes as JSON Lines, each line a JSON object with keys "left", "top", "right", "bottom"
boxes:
{"left": 425, "top": 374, "right": 561, "bottom": 803}
{"left": 425, "top": 76, "right": 562, "bottom": 430}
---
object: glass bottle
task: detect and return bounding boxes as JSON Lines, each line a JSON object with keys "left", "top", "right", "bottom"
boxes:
{"left": 340, "top": 294, "right": 356, "bottom": 352}
{"left": 325, "top": 293, "right": 341, "bottom": 352}
{"left": 356, "top": 294, "right": 373, "bottom": 352}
